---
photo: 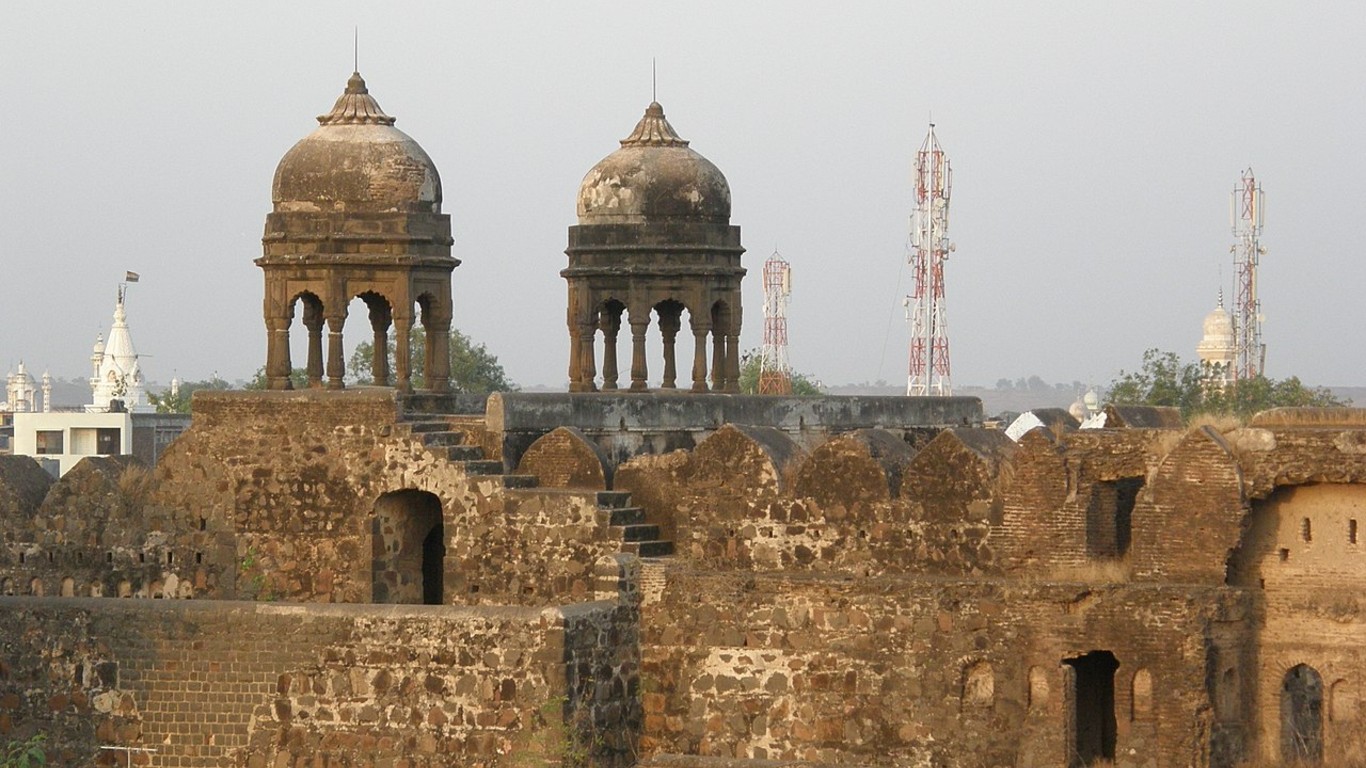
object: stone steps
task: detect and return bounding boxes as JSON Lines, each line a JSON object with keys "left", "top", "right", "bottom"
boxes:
{"left": 399, "top": 415, "right": 539, "bottom": 490}
{"left": 595, "top": 492, "right": 674, "bottom": 559}
{"left": 398, "top": 416, "right": 676, "bottom": 558}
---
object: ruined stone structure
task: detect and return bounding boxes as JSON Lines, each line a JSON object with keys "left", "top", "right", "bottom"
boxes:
{"left": 258, "top": 72, "right": 458, "bottom": 392}
{"left": 0, "top": 72, "right": 1363, "bottom": 768}
{"left": 565, "top": 102, "right": 744, "bottom": 394}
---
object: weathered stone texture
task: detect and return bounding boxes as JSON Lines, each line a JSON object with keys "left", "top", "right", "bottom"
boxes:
{"left": 517, "top": 426, "right": 611, "bottom": 490}
{"left": 0, "top": 596, "right": 638, "bottom": 767}
{"left": 150, "top": 391, "right": 628, "bottom": 606}
{"left": 640, "top": 568, "right": 1245, "bottom": 767}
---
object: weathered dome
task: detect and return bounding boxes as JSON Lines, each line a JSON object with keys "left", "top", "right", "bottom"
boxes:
{"left": 1201, "top": 301, "right": 1235, "bottom": 345}
{"left": 272, "top": 72, "right": 441, "bottom": 214}
{"left": 576, "top": 102, "right": 731, "bottom": 225}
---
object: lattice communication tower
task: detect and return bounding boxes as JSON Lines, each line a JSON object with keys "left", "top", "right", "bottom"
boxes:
{"left": 758, "top": 251, "right": 793, "bottom": 395}
{"left": 1231, "top": 168, "right": 1266, "bottom": 380}
{"left": 905, "top": 124, "right": 955, "bottom": 396}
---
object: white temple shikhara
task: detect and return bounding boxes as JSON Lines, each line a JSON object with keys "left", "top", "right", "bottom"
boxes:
{"left": 87, "top": 285, "right": 150, "bottom": 413}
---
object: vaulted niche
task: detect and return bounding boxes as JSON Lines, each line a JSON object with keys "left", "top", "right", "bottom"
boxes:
{"left": 1064, "top": 651, "right": 1119, "bottom": 767}
{"left": 1086, "top": 478, "right": 1142, "bottom": 559}
{"left": 1281, "top": 664, "right": 1323, "bottom": 764}
{"left": 372, "top": 490, "right": 445, "bottom": 605}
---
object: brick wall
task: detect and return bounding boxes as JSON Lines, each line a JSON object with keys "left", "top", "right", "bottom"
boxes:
{"left": 0, "top": 596, "right": 637, "bottom": 767}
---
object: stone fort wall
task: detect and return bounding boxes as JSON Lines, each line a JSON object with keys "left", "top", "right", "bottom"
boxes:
{"left": 2, "top": 398, "right": 1366, "bottom": 765}
{"left": 0, "top": 595, "right": 638, "bottom": 767}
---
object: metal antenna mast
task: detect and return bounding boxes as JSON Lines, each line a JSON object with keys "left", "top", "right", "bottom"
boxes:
{"left": 905, "top": 123, "right": 955, "bottom": 396}
{"left": 1231, "top": 168, "right": 1266, "bottom": 380}
{"left": 758, "top": 250, "right": 793, "bottom": 395}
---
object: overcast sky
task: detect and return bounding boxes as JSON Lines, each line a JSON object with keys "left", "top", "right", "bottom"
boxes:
{"left": 3, "top": 2, "right": 1363, "bottom": 391}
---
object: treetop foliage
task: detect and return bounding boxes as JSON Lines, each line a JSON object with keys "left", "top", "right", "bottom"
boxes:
{"left": 738, "top": 349, "right": 824, "bottom": 396}
{"left": 1107, "top": 348, "right": 1347, "bottom": 421}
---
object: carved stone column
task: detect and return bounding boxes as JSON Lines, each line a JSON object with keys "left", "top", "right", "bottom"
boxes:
{"left": 725, "top": 332, "right": 742, "bottom": 392}
{"left": 325, "top": 313, "right": 346, "bottom": 390}
{"left": 599, "top": 307, "right": 621, "bottom": 391}
{"left": 659, "top": 310, "right": 681, "bottom": 390}
{"left": 629, "top": 309, "right": 650, "bottom": 391}
{"left": 303, "top": 302, "right": 324, "bottom": 389}
{"left": 579, "top": 319, "right": 598, "bottom": 392}
{"left": 370, "top": 304, "right": 392, "bottom": 387}
{"left": 265, "top": 312, "right": 293, "bottom": 390}
{"left": 689, "top": 317, "right": 711, "bottom": 393}
{"left": 423, "top": 301, "right": 452, "bottom": 393}
{"left": 394, "top": 312, "right": 413, "bottom": 393}
{"left": 711, "top": 330, "right": 725, "bottom": 392}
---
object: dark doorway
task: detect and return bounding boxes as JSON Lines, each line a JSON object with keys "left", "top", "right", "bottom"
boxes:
{"left": 1281, "top": 664, "right": 1323, "bottom": 764}
{"left": 1064, "top": 651, "right": 1119, "bottom": 767}
{"left": 372, "top": 490, "right": 444, "bottom": 605}
{"left": 1086, "top": 478, "right": 1142, "bottom": 558}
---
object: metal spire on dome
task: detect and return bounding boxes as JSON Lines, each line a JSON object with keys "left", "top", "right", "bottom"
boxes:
{"left": 620, "top": 102, "right": 689, "bottom": 148}
{"left": 317, "top": 71, "right": 396, "bottom": 126}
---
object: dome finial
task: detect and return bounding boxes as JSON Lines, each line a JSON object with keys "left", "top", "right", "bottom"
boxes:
{"left": 318, "top": 71, "right": 396, "bottom": 126}
{"left": 620, "top": 101, "right": 689, "bottom": 148}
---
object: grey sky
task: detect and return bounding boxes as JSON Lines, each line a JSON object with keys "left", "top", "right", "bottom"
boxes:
{"left": 3, "top": 2, "right": 1363, "bottom": 390}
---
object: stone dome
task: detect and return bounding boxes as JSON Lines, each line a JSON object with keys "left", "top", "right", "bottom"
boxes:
{"left": 576, "top": 102, "right": 731, "bottom": 225}
{"left": 272, "top": 72, "right": 441, "bottom": 214}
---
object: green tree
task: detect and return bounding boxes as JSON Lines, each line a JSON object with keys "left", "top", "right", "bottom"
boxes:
{"left": 244, "top": 367, "right": 308, "bottom": 391}
{"left": 147, "top": 376, "right": 234, "bottom": 414}
{"left": 1108, "top": 349, "right": 1346, "bottom": 421}
{"left": 349, "top": 329, "right": 516, "bottom": 393}
{"left": 737, "top": 349, "right": 824, "bottom": 395}
{"left": 1, "top": 734, "right": 45, "bottom": 768}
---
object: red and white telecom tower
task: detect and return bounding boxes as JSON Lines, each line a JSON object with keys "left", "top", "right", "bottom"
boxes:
{"left": 1231, "top": 168, "right": 1266, "bottom": 380}
{"left": 905, "top": 124, "right": 955, "bottom": 396}
{"left": 758, "top": 251, "right": 793, "bottom": 395}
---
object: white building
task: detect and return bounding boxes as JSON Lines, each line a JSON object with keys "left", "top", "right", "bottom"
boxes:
{"left": 88, "top": 285, "right": 151, "bottom": 413}
{"left": 7, "top": 285, "right": 188, "bottom": 476}
{"left": 1197, "top": 292, "right": 1236, "bottom": 388}
{"left": 11, "top": 410, "right": 133, "bottom": 476}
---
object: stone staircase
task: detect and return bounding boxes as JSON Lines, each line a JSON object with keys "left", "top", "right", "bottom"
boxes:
{"left": 403, "top": 417, "right": 538, "bottom": 489}
{"left": 596, "top": 490, "right": 675, "bottom": 558}
{"left": 398, "top": 410, "right": 674, "bottom": 557}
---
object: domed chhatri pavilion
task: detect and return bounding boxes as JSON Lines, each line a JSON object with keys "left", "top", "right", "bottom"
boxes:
{"left": 257, "top": 72, "right": 458, "bottom": 392}
{"left": 563, "top": 101, "right": 746, "bottom": 393}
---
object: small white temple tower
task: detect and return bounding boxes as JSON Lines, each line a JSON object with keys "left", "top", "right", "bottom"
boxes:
{"left": 87, "top": 285, "right": 150, "bottom": 413}
{"left": 1197, "top": 291, "right": 1236, "bottom": 389}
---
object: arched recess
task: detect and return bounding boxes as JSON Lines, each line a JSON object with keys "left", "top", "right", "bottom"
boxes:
{"left": 353, "top": 291, "right": 394, "bottom": 386}
{"left": 1028, "top": 665, "right": 1050, "bottom": 711}
{"left": 286, "top": 291, "right": 325, "bottom": 389}
{"left": 372, "top": 490, "right": 445, "bottom": 605}
{"left": 594, "top": 298, "right": 627, "bottom": 391}
{"left": 1132, "top": 668, "right": 1153, "bottom": 720}
{"left": 962, "top": 661, "right": 995, "bottom": 708}
{"left": 1281, "top": 663, "right": 1324, "bottom": 764}
{"left": 1329, "top": 678, "right": 1353, "bottom": 722}
{"left": 653, "top": 299, "right": 687, "bottom": 390}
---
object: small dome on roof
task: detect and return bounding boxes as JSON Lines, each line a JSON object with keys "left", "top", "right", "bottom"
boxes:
{"left": 576, "top": 101, "right": 731, "bottom": 225}
{"left": 272, "top": 72, "right": 442, "bottom": 214}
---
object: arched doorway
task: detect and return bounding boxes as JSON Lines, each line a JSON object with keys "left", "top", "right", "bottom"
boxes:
{"left": 372, "top": 490, "right": 445, "bottom": 605}
{"left": 1063, "top": 651, "right": 1120, "bottom": 767}
{"left": 1282, "top": 664, "right": 1323, "bottom": 764}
